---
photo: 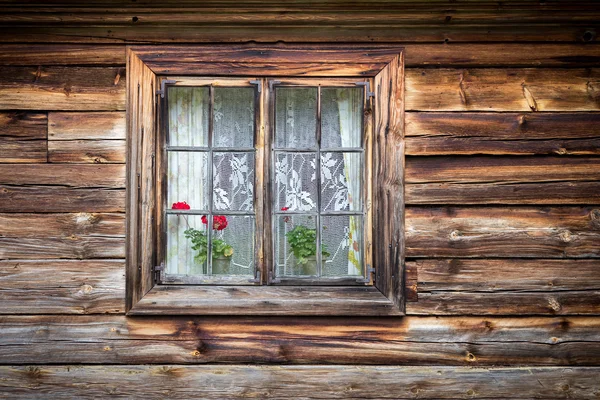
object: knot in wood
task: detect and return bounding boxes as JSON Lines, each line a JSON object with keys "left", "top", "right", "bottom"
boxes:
{"left": 558, "top": 230, "right": 573, "bottom": 243}
{"left": 547, "top": 297, "right": 561, "bottom": 312}
{"left": 80, "top": 284, "right": 94, "bottom": 294}
{"left": 590, "top": 209, "right": 600, "bottom": 228}
{"left": 555, "top": 147, "right": 568, "bottom": 155}
{"left": 465, "top": 352, "right": 476, "bottom": 362}
{"left": 449, "top": 230, "right": 461, "bottom": 240}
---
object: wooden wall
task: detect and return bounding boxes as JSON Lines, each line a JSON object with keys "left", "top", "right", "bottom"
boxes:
{"left": 0, "top": 2, "right": 599, "bottom": 398}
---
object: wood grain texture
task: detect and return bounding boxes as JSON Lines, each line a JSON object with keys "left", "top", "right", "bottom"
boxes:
{"left": 406, "top": 68, "right": 600, "bottom": 111}
{"left": 0, "top": 164, "right": 125, "bottom": 187}
{"left": 405, "top": 156, "right": 600, "bottom": 204}
{"left": 48, "top": 111, "right": 125, "bottom": 140}
{"left": 0, "top": 67, "right": 125, "bottom": 111}
{"left": 48, "top": 139, "right": 126, "bottom": 163}
{"left": 1, "top": 315, "right": 600, "bottom": 365}
{"left": 0, "top": 44, "right": 125, "bottom": 65}
{"left": 373, "top": 52, "right": 405, "bottom": 311}
{"left": 0, "top": 112, "right": 47, "bottom": 163}
{"left": 0, "top": 365, "right": 599, "bottom": 399}
{"left": 405, "top": 112, "right": 600, "bottom": 155}
{"left": 0, "top": 213, "right": 125, "bottom": 259}
{"left": 405, "top": 206, "right": 600, "bottom": 258}
{"left": 131, "top": 285, "right": 401, "bottom": 316}
{"left": 0, "top": 260, "right": 124, "bottom": 314}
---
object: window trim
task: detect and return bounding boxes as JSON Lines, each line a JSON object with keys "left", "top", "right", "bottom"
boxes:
{"left": 126, "top": 45, "right": 405, "bottom": 316}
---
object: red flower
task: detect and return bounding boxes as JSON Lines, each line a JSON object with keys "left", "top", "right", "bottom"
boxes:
{"left": 172, "top": 201, "right": 190, "bottom": 210}
{"left": 281, "top": 207, "right": 289, "bottom": 211}
{"left": 201, "top": 215, "right": 228, "bottom": 231}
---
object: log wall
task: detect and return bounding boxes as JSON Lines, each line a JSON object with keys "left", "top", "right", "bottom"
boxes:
{"left": 0, "top": 2, "right": 599, "bottom": 398}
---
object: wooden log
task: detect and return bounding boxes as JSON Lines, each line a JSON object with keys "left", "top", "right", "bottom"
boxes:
{"left": 0, "top": 236, "right": 125, "bottom": 259}
{"left": 0, "top": 44, "right": 125, "bottom": 65}
{"left": 0, "top": 365, "right": 599, "bottom": 399}
{"left": 48, "top": 112, "right": 125, "bottom": 140}
{"left": 405, "top": 156, "right": 600, "bottom": 204}
{"left": 0, "top": 212, "right": 124, "bottom": 237}
{"left": 1, "top": 315, "right": 600, "bottom": 365}
{"left": 0, "top": 112, "right": 47, "bottom": 163}
{"left": 0, "top": 187, "right": 125, "bottom": 213}
{"left": 48, "top": 139, "right": 126, "bottom": 163}
{"left": 0, "top": 164, "right": 125, "bottom": 187}
{"left": 0, "top": 260, "right": 124, "bottom": 314}
{"left": 410, "top": 259, "right": 600, "bottom": 292}
{"left": 0, "top": 67, "right": 125, "bottom": 111}
{"left": 406, "top": 68, "right": 600, "bottom": 111}
{"left": 405, "top": 112, "right": 600, "bottom": 155}
{"left": 405, "top": 206, "right": 600, "bottom": 258}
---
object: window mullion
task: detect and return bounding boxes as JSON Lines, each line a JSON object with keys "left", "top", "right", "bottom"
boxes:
{"left": 316, "top": 86, "right": 322, "bottom": 278}
{"left": 207, "top": 85, "right": 214, "bottom": 275}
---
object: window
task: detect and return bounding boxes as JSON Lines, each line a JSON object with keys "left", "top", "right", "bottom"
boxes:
{"left": 126, "top": 45, "right": 405, "bottom": 315}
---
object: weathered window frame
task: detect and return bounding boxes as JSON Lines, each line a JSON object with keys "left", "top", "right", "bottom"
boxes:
{"left": 126, "top": 45, "right": 405, "bottom": 316}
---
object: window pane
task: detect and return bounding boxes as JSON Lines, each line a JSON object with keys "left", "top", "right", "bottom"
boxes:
{"left": 166, "top": 214, "right": 207, "bottom": 275}
{"left": 213, "top": 152, "right": 254, "bottom": 212}
{"left": 208, "top": 215, "right": 254, "bottom": 276}
{"left": 321, "top": 215, "right": 363, "bottom": 277}
{"left": 168, "top": 87, "right": 209, "bottom": 147}
{"left": 275, "top": 152, "right": 317, "bottom": 212}
{"left": 321, "top": 87, "right": 363, "bottom": 149}
{"left": 320, "top": 152, "right": 362, "bottom": 212}
{"left": 167, "top": 151, "right": 209, "bottom": 210}
{"left": 275, "top": 87, "right": 317, "bottom": 149}
{"left": 275, "top": 214, "right": 318, "bottom": 277}
{"left": 213, "top": 87, "right": 254, "bottom": 148}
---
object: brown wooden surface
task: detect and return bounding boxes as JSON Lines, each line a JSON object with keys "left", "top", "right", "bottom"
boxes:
{"left": 0, "top": 112, "right": 47, "bottom": 163}
{"left": 0, "top": 260, "right": 124, "bottom": 314}
{"left": 0, "top": 44, "right": 125, "bottom": 65}
{"left": 405, "top": 112, "right": 600, "bottom": 155}
{"left": 1, "top": 315, "right": 599, "bottom": 365}
{"left": 406, "top": 206, "right": 600, "bottom": 258}
{"left": 406, "top": 68, "right": 600, "bottom": 111}
{"left": 48, "top": 139, "right": 126, "bottom": 163}
{"left": 373, "top": 52, "right": 405, "bottom": 311}
{"left": 48, "top": 111, "right": 125, "bottom": 140}
{"left": 1, "top": 365, "right": 599, "bottom": 399}
{"left": 405, "top": 156, "right": 600, "bottom": 204}
{"left": 131, "top": 285, "right": 401, "bottom": 316}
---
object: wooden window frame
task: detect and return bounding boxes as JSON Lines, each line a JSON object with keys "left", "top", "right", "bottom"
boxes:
{"left": 126, "top": 45, "right": 405, "bottom": 316}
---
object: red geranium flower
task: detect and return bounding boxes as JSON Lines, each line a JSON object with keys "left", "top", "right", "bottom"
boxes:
{"left": 172, "top": 201, "right": 190, "bottom": 210}
{"left": 201, "top": 215, "right": 228, "bottom": 231}
{"left": 281, "top": 207, "right": 289, "bottom": 211}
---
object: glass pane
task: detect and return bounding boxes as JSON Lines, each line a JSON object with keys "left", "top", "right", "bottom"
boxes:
{"left": 168, "top": 86, "right": 209, "bottom": 147}
{"left": 209, "top": 215, "right": 254, "bottom": 276}
{"left": 275, "top": 214, "right": 318, "bottom": 277}
{"left": 275, "top": 152, "right": 317, "bottom": 212}
{"left": 321, "top": 152, "right": 362, "bottom": 212}
{"left": 213, "top": 87, "right": 255, "bottom": 148}
{"left": 167, "top": 151, "right": 209, "bottom": 210}
{"left": 275, "top": 87, "right": 317, "bottom": 149}
{"left": 213, "top": 152, "right": 254, "bottom": 212}
{"left": 321, "top": 87, "right": 363, "bottom": 149}
{"left": 166, "top": 214, "right": 207, "bottom": 275}
{"left": 321, "top": 215, "right": 363, "bottom": 277}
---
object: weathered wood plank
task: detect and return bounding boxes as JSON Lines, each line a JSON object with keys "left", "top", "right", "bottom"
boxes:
{"left": 410, "top": 259, "right": 600, "bottom": 292}
{"left": 405, "top": 44, "right": 600, "bottom": 67}
{"left": 406, "top": 68, "right": 600, "bottom": 111}
{"left": 405, "top": 112, "right": 600, "bottom": 155}
{"left": 1, "top": 315, "right": 600, "bottom": 365}
{"left": 0, "top": 187, "right": 125, "bottom": 213}
{"left": 0, "top": 212, "right": 125, "bottom": 237}
{"left": 131, "top": 285, "right": 401, "bottom": 316}
{"left": 0, "top": 112, "right": 47, "bottom": 163}
{"left": 0, "top": 44, "right": 125, "bottom": 65}
{"left": 48, "top": 112, "right": 125, "bottom": 140}
{"left": 0, "top": 365, "right": 599, "bottom": 399}
{"left": 0, "top": 260, "right": 124, "bottom": 314}
{"left": 405, "top": 206, "right": 600, "bottom": 258}
{"left": 48, "top": 139, "right": 125, "bottom": 163}
{"left": 0, "top": 67, "right": 125, "bottom": 111}
{"left": 405, "top": 156, "right": 600, "bottom": 204}
{"left": 407, "top": 291, "right": 600, "bottom": 316}
{"left": 0, "top": 164, "right": 125, "bottom": 187}
{"left": 373, "top": 51, "right": 405, "bottom": 311}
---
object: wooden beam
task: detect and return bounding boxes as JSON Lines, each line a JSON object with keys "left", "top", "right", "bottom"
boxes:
{"left": 48, "top": 112, "right": 125, "bottom": 140}
{"left": 0, "top": 365, "right": 598, "bottom": 399}
{"left": 1, "top": 315, "right": 600, "bottom": 365}
{"left": 0, "top": 112, "right": 47, "bottom": 163}
{"left": 405, "top": 206, "right": 600, "bottom": 258}
{"left": 48, "top": 139, "right": 126, "bottom": 163}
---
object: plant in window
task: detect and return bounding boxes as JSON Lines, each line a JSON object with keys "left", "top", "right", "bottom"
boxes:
{"left": 284, "top": 219, "right": 330, "bottom": 276}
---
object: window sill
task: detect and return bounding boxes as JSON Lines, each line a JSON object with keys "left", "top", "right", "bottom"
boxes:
{"left": 128, "top": 285, "right": 404, "bottom": 316}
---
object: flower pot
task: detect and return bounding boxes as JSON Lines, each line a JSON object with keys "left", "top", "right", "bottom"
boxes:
{"left": 212, "top": 256, "right": 232, "bottom": 275}
{"left": 299, "top": 255, "right": 317, "bottom": 276}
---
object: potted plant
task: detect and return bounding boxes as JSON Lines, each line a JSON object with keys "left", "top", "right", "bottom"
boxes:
{"left": 285, "top": 224, "right": 330, "bottom": 276}
{"left": 184, "top": 215, "right": 233, "bottom": 274}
